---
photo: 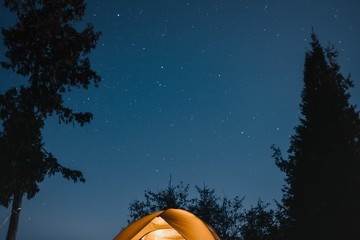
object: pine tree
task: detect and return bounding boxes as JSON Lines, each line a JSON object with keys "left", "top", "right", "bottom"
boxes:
{"left": 273, "top": 32, "right": 360, "bottom": 240}
{"left": 0, "top": 0, "right": 100, "bottom": 239}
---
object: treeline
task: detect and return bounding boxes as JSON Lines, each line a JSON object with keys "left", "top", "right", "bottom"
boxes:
{"left": 127, "top": 32, "right": 360, "bottom": 240}
{"left": 128, "top": 180, "right": 283, "bottom": 240}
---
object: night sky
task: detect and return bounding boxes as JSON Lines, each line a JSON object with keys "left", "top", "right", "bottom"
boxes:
{"left": 1, "top": 1, "right": 360, "bottom": 239}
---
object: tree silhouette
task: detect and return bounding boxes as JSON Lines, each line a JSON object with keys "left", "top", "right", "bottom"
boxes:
{"left": 128, "top": 179, "right": 190, "bottom": 222}
{"left": 128, "top": 180, "right": 246, "bottom": 240}
{"left": 273, "top": 32, "right": 360, "bottom": 240}
{"left": 0, "top": 87, "right": 85, "bottom": 239}
{"left": 241, "top": 199, "right": 281, "bottom": 240}
{"left": 188, "top": 185, "right": 244, "bottom": 240}
{"left": 0, "top": 0, "right": 100, "bottom": 239}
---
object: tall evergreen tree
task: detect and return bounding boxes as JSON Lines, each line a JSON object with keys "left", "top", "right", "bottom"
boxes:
{"left": 273, "top": 32, "right": 360, "bottom": 240}
{"left": 0, "top": 0, "right": 100, "bottom": 239}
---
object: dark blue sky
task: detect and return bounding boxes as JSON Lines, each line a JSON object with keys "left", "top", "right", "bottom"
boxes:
{"left": 1, "top": 0, "right": 360, "bottom": 239}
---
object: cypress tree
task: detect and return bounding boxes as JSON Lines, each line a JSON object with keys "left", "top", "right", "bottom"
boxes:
{"left": 273, "top": 32, "right": 360, "bottom": 240}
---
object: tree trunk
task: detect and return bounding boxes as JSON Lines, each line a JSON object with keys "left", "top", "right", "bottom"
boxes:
{"left": 6, "top": 191, "right": 23, "bottom": 240}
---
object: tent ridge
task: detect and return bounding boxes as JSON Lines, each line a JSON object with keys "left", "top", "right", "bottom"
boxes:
{"left": 113, "top": 208, "right": 220, "bottom": 240}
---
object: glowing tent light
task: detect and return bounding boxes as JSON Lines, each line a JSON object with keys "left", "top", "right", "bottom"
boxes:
{"left": 113, "top": 208, "right": 220, "bottom": 240}
{"left": 141, "top": 229, "right": 183, "bottom": 240}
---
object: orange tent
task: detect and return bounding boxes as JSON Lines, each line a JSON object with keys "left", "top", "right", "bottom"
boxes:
{"left": 113, "top": 208, "right": 220, "bottom": 240}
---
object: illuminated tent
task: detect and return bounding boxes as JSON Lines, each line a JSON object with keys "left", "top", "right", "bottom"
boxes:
{"left": 113, "top": 208, "right": 220, "bottom": 240}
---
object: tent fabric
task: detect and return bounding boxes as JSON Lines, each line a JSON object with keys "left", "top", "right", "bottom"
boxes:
{"left": 113, "top": 208, "right": 220, "bottom": 240}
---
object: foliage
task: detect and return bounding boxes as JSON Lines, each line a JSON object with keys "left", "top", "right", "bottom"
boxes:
{"left": 0, "top": 0, "right": 100, "bottom": 239}
{"left": 273, "top": 32, "right": 360, "bottom": 240}
{"left": 0, "top": 87, "right": 85, "bottom": 207}
{"left": 128, "top": 180, "right": 283, "bottom": 240}
{"left": 188, "top": 185, "right": 244, "bottom": 240}
{"left": 1, "top": 0, "right": 100, "bottom": 123}
{"left": 128, "top": 180, "right": 190, "bottom": 222}
{"left": 241, "top": 200, "right": 281, "bottom": 240}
